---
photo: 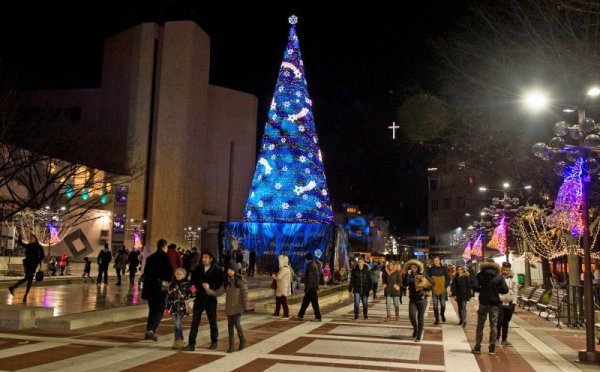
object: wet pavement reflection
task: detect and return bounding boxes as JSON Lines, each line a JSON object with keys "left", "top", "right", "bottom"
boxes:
{"left": 1, "top": 281, "right": 144, "bottom": 316}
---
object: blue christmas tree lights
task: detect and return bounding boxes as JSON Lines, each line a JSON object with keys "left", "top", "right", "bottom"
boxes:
{"left": 243, "top": 15, "right": 333, "bottom": 224}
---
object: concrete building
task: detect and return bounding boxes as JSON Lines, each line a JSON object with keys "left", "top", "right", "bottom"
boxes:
{"left": 427, "top": 158, "right": 487, "bottom": 256}
{"left": 12, "top": 20, "right": 257, "bottom": 256}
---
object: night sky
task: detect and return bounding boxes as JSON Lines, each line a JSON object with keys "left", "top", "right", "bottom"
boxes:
{"left": 0, "top": 2, "right": 464, "bottom": 234}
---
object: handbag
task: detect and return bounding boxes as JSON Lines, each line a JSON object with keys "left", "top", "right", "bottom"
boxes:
{"left": 35, "top": 270, "right": 44, "bottom": 282}
{"left": 270, "top": 279, "right": 277, "bottom": 290}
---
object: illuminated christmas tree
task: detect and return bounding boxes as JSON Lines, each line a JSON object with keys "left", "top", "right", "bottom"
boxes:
{"left": 243, "top": 15, "right": 333, "bottom": 224}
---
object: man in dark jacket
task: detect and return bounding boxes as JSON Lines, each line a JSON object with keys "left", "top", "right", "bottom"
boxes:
{"left": 349, "top": 256, "right": 372, "bottom": 319}
{"left": 8, "top": 234, "right": 45, "bottom": 303}
{"left": 472, "top": 260, "right": 508, "bottom": 355}
{"left": 426, "top": 256, "right": 451, "bottom": 324}
{"left": 296, "top": 252, "right": 321, "bottom": 321}
{"left": 96, "top": 243, "right": 112, "bottom": 285}
{"left": 141, "top": 239, "right": 173, "bottom": 341}
{"left": 184, "top": 249, "right": 224, "bottom": 351}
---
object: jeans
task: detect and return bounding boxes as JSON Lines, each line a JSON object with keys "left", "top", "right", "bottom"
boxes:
{"left": 275, "top": 295, "right": 289, "bottom": 317}
{"left": 432, "top": 293, "right": 446, "bottom": 321}
{"left": 146, "top": 294, "right": 167, "bottom": 332}
{"left": 496, "top": 304, "right": 514, "bottom": 341}
{"left": 227, "top": 313, "right": 243, "bottom": 342}
{"left": 298, "top": 288, "right": 321, "bottom": 319}
{"left": 97, "top": 266, "right": 108, "bottom": 284}
{"left": 458, "top": 301, "right": 467, "bottom": 323}
{"left": 372, "top": 282, "right": 379, "bottom": 299}
{"left": 409, "top": 299, "right": 427, "bottom": 337}
{"left": 115, "top": 268, "right": 122, "bottom": 284}
{"left": 475, "top": 304, "right": 499, "bottom": 348}
{"left": 188, "top": 298, "right": 218, "bottom": 345}
{"left": 353, "top": 292, "right": 369, "bottom": 318}
{"left": 173, "top": 313, "right": 184, "bottom": 340}
{"left": 386, "top": 296, "right": 400, "bottom": 316}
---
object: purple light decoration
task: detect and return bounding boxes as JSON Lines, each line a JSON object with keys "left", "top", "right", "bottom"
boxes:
{"left": 487, "top": 216, "right": 507, "bottom": 254}
{"left": 133, "top": 231, "right": 142, "bottom": 249}
{"left": 471, "top": 234, "right": 483, "bottom": 256}
{"left": 48, "top": 222, "right": 60, "bottom": 245}
{"left": 547, "top": 157, "right": 584, "bottom": 235}
{"left": 462, "top": 240, "right": 472, "bottom": 261}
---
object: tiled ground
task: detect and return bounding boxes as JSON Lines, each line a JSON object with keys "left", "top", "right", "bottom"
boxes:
{"left": 0, "top": 281, "right": 598, "bottom": 371}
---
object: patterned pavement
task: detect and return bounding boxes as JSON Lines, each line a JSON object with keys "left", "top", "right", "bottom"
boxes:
{"left": 0, "top": 284, "right": 598, "bottom": 371}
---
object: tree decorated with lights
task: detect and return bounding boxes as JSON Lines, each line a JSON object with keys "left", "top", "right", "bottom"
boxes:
{"left": 243, "top": 15, "right": 333, "bottom": 224}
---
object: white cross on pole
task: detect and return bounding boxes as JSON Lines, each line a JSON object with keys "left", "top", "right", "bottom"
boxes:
{"left": 388, "top": 121, "right": 399, "bottom": 139}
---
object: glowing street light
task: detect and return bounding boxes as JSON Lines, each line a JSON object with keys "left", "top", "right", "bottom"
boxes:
{"left": 523, "top": 90, "right": 549, "bottom": 111}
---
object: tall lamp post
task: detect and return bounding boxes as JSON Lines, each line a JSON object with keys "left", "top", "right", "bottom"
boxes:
{"left": 184, "top": 226, "right": 202, "bottom": 250}
{"left": 480, "top": 183, "right": 530, "bottom": 262}
{"left": 529, "top": 87, "right": 600, "bottom": 363}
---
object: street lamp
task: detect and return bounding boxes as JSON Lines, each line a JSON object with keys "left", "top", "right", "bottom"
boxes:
{"left": 530, "top": 88, "right": 600, "bottom": 363}
{"left": 479, "top": 184, "right": 530, "bottom": 262}
{"left": 184, "top": 226, "right": 202, "bottom": 250}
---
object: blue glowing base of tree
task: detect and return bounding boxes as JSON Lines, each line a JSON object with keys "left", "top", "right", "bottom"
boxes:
{"left": 243, "top": 17, "right": 333, "bottom": 224}
{"left": 226, "top": 222, "right": 334, "bottom": 272}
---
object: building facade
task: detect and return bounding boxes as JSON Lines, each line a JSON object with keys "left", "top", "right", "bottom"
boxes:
{"left": 13, "top": 20, "right": 257, "bottom": 256}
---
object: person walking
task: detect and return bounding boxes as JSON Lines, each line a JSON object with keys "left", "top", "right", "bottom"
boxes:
{"left": 59, "top": 253, "right": 68, "bottom": 276}
{"left": 184, "top": 249, "right": 224, "bottom": 351}
{"left": 8, "top": 234, "right": 45, "bottom": 303}
{"left": 127, "top": 247, "right": 140, "bottom": 284}
{"left": 472, "top": 260, "right": 508, "bottom": 355}
{"left": 82, "top": 257, "right": 92, "bottom": 282}
{"left": 403, "top": 259, "right": 431, "bottom": 342}
{"left": 166, "top": 267, "right": 194, "bottom": 349}
{"left": 272, "top": 254, "right": 292, "bottom": 319}
{"left": 96, "top": 243, "right": 112, "bottom": 285}
{"left": 369, "top": 258, "right": 382, "bottom": 300}
{"left": 138, "top": 244, "right": 152, "bottom": 287}
{"left": 383, "top": 261, "right": 402, "bottom": 321}
{"left": 296, "top": 252, "right": 322, "bottom": 321}
{"left": 349, "top": 256, "right": 372, "bottom": 320}
{"left": 426, "top": 256, "right": 451, "bottom": 325}
{"left": 141, "top": 239, "right": 173, "bottom": 341}
{"left": 497, "top": 262, "right": 518, "bottom": 346}
{"left": 204, "top": 262, "right": 249, "bottom": 352}
{"left": 114, "top": 246, "right": 127, "bottom": 285}
{"left": 167, "top": 243, "right": 182, "bottom": 273}
{"left": 451, "top": 265, "right": 472, "bottom": 327}
{"left": 248, "top": 249, "right": 256, "bottom": 276}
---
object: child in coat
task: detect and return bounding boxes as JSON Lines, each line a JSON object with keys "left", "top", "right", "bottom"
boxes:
{"left": 166, "top": 267, "right": 194, "bottom": 349}
{"left": 82, "top": 257, "right": 92, "bottom": 282}
{"left": 204, "top": 262, "right": 249, "bottom": 353}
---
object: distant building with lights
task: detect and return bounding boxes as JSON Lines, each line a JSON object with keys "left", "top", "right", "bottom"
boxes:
{"left": 334, "top": 204, "right": 389, "bottom": 253}
{"left": 427, "top": 157, "right": 487, "bottom": 259}
{"left": 10, "top": 20, "right": 257, "bottom": 255}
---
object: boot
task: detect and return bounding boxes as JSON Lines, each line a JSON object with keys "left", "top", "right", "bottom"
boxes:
{"left": 227, "top": 338, "right": 235, "bottom": 353}
{"left": 395, "top": 307, "right": 400, "bottom": 321}
{"left": 238, "top": 331, "right": 246, "bottom": 351}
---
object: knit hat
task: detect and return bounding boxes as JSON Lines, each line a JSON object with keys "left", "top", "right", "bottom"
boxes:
{"left": 201, "top": 249, "right": 215, "bottom": 260}
{"left": 305, "top": 252, "right": 313, "bottom": 260}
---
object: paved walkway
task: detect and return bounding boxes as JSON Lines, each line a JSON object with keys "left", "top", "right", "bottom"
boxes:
{"left": 0, "top": 284, "right": 598, "bottom": 371}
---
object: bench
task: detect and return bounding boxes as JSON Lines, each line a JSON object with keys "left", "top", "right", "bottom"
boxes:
{"left": 537, "top": 291, "right": 566, "bottom": 328}
{"left": 524, "top": 288, "right": 546, "bottom": 311}
{"left": 517, "top": 286, "right": 536, "bottom": 308}
{"left": 6, "top": 263, "right": 24, "bottom": 276}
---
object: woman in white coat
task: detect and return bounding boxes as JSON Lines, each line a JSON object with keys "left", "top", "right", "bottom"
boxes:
{"left": 272, "top": 254, "right": 292, "bottom": 319}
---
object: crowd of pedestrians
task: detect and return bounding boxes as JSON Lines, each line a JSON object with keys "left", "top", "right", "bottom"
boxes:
{"left": 6, "top": 233, "right": 521, "bottom": 355}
